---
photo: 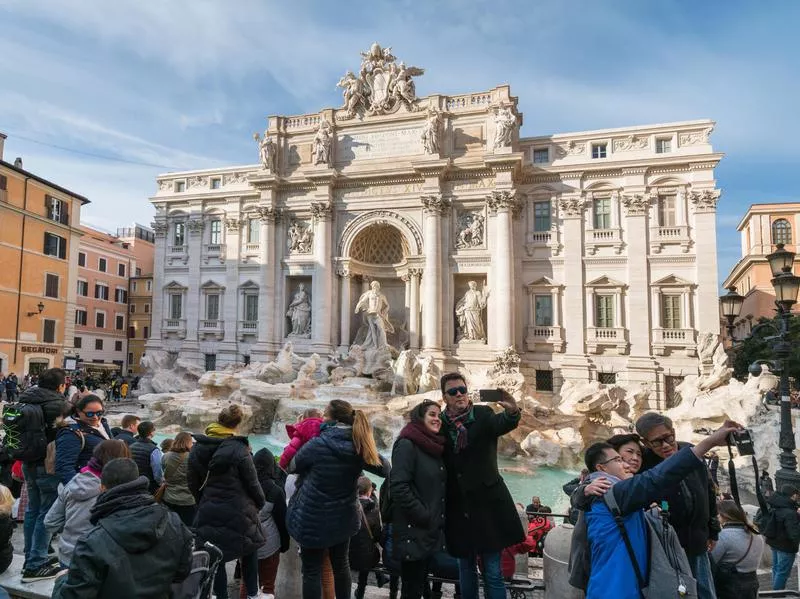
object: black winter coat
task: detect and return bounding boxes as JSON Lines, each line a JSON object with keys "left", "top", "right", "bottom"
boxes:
{"left": 640, "top": 443, "right": 720, "bottom": 556}
{"left": 53, "top": 477, "right": 193, "bottom": 599}
{"left": 390, "top": 437, "right": 446, "bottom": 561}
{"left": 287, "top": 424, "right": 390, "bottom": 549}
{"left": 349, "top": 497, "right": 382, "bottom": 571}
{"left": 0, "top": 515, "right": 13, "bottom": 574}
{"left": 187, "top": 435, "right": 265, "bottom": 561}
{"left": 764, "top": 491, "right": 800, "bottom": 552}
{"left": 19, "top": 386, "right": 68, "bottom": 465}
{"left": 442, "top": 405, "right": 525, "bottom": 557}
{"left": 130, "top": 437, "right": 158, "bottom": 492}
{"left": 114, "top": 430, "right": 136, "bottom": 446}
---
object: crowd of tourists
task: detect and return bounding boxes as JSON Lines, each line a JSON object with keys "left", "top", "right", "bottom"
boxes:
{"left": 0, "top": 366, "right": 795, "bottom": 598}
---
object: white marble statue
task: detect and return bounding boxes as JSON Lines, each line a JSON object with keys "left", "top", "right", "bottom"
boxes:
{"left": 421, "top": 108, "right": 441, "bottom": 155}
{"left": 455, "top": 281, "right": 489, "bottom": 342}
{"left": 286, "top": 284, "right": 312, "bottom": 338}
{"left": 455, "top": 213, "right": 484, "bottom": 249}
{"left": 287, "top": 222, "right": 313, "bottom": 254}
{"left": 253, "top": 130, "right": 276, "bottom": 172}
{"left": 492, "top": 105, "right": 516, "bottom": 149}
{"left": 337, "top": 71, "right": 366, "bottom": 118}
{"left": 354, "top": 281, "right": 394, "bottom": 350}
{"left": 392, "top": 62, "right": 425, "bottom": 110}
{"left": 312, "top": 118, "right": 333, "bottom": 166}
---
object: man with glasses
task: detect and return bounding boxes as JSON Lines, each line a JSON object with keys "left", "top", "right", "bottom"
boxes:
{"left": 576, "top": 421, "right": 741, "bottom": 599}
{"left": 635, "top": 412, "right": 720, "bottom": 599}
{"left": 439, "top": 372, "right": 524, "bottom": 599}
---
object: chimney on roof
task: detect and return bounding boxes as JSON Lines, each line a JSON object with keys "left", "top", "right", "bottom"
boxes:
{"left": 13, "top": 157, "right": 23, "bottom": 169}
{"left": 0, "top": 132, "right": 5, "bottom": 161}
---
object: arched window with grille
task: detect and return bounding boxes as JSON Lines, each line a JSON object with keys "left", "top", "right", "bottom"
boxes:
{"left": 772, "top": 219, "right": 792, "bottom": 245}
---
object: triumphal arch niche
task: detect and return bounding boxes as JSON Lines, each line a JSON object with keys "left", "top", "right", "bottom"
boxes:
{"left": 246, "top": 42, "right": 523, "bottom": 371}
{"left": 151, "top": 40, "right": 723, "bottom": 401}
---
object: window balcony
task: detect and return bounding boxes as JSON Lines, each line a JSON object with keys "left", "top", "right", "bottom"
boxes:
{"left": 650, "top": 225, "right": 691, "bottom": 253}
{"left": 652, "top": 328, "right": 697, "bottom": 356}
{"left": 525, "top": 229, "right": 562, "bottom": 257}
{"left": 586, "top": 327, "right": 629, "bottom": 354}
{"left": 168, "top": 244, "right": 186, "bottom": 254}
{"left": 203, "top": 244, "right": 226, "bottom": 264}
{"left": 237, "top": 320, "right": 258, "bottom": 341}
{"left": 161, "top": 319, "right": 186, "bottom": 339}
{"left": 244, "top": 243, "right": 260, "bottom": 254}
{"left": 585, "top": 228, "right": 623, "bottom": 255}
{"left": 524, "top": 325, "right": 564, "bottom": 352}
{"left": 199, "top": 319, "right": 224, "bottom": 340}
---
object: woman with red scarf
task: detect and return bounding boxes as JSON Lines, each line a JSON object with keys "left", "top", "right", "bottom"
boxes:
{"left": 389, "top": 400, "right": 447, "bottom": 599}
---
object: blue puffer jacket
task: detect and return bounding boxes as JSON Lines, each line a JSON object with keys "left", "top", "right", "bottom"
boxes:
{"left": 55, "top": 419, "right": 113, "bottom": 486}
{"left": 287, "top": 424, "right": 390, "bottom": 549}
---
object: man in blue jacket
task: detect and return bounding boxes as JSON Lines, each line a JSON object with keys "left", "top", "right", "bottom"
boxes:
{"left": 580, "top": 421, "right": 741, "bottom": 599}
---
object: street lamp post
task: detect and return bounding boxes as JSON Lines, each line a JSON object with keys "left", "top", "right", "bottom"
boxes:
{"left": 720, "top": 244, "right": 800, "bottom": 490}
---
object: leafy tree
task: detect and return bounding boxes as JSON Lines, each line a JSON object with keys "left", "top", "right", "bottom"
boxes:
{"left": 731, "top": 314, "right": 800, "bottom": 387}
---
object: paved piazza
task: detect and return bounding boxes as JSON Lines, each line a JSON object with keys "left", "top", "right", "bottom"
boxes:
{"left": 147, "top": 43, "right": 723, "bottom": 407}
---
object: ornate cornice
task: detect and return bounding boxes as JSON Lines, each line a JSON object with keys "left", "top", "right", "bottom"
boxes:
{"left": 421, "top": 194, "right": 451, "bottom": 215}
{"left": 689, "top": 189, "right": 720, "bottom": 213}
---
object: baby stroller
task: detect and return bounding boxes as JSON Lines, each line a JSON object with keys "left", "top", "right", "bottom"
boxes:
{"left": 171, "top": 541, "right": 224, "bottom": 599}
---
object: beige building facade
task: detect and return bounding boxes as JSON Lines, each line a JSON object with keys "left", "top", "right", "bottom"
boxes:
{"left": 722, "top": 202, "right": 800, "bottom": 343}
{"left": 147, "top": 45, "right": 723, "bottom": 405}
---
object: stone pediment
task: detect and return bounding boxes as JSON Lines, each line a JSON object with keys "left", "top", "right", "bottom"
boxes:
{"left": 239, "top": 280, "right": 259, "bottom": 289}
{"left": 200, "top": 280, "right": 225, "bottom": 291}
{"left": 163, "top": 280, "right": 187, "bottom": 291}
{"left": 525, "top": 276, "right": 561, "bottom": 288}
{"left": 652, "top": 274, "right": 695, "bottom": 287}
{"left": 586, "top": 275, "right": 626, "bottom": 288}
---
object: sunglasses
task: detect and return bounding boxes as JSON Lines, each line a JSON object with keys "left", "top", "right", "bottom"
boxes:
{"left": 445, "top": 386, "right": 468, "bottom": 397}
{"left": 647, "top": 434, "right": 675, "bottom": 448}
{"left": 82, "top": 410, "right": 105, "bottom": 418}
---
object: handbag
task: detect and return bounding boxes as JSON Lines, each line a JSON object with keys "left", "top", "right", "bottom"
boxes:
{"left": 711, "top": 532, "right": 755, "bottom": 597}
{"left": 153, "top": 482, "right": 167, "bottom": 503}
{"left": 357, "top": 501, "right": 381, "bottom": 569}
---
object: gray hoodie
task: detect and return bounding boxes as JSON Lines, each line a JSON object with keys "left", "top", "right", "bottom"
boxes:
{"left": 44, "top": 470, "right": 102, "bottom": 565}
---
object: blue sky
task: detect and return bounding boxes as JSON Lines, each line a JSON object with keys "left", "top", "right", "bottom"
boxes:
{"left": 2, "top": 0, "right": 799, "bottom": 285}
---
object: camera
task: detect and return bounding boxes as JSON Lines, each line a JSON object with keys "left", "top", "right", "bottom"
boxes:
{"left": 727, "top": 429, "right": 755, "bottom": 456}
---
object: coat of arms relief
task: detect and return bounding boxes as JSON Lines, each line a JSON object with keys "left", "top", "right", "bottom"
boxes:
{"left": 337, "top": 43, "right": 425, "bottom": 119}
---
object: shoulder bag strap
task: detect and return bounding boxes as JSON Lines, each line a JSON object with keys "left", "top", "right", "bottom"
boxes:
{"left": 732, "top": 532, "right": 754, "bottom": 567}
{"left": 604, "top": 492, "right": 646, "bottom": 597}
{"left": 357, "top": 501, "right": 374, "bottom": 541}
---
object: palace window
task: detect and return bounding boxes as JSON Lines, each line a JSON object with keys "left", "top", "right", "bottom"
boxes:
{"left": 98, "top": 258, "right": 107, "bottom": 272}
{"left": 128, "top": 326, "right": 135, "bottom": 339}
{"left": 210, "top": 178, "right": 221, "bottom": 190}
{"left": 205, "top": 294, "right": 220, "bottom": 321}
{"left": 94, "top": 284, "right": 109, "bottom": 301}
{"left": 175, "top": 181, "right": 186, "bottom": 192}
{"left": 129, "top": 304, "right": 136, "bottom": 313}
{"left": 533, "top": 148, "right": 549, "bottom": 164}
{"left": 772, "top": 219, "right": 792, "bottom": 246}
{"left": 115, "top": 341, "right": 123, "bottom": 352}
{"left": 115, "top": 288, "right": 128, "bottom": 303}
{"left": 115, "top": 315, "right": 125, "bottom": 330}
{"left": 46, "top": 196, "right": 69, "bottom": 225}
{"left": 591, "top": 143, "right": 607, "bottom": 159}
{"left": 75, "top": 310, "right": 87, "bottom": 326}
{"left": 655, "top": 138, "right": 672, "bottom": 154}
{"left": 74, "top": 336, "right": 82, "bottom": 349}
{"left": 595, "top": 295, "right": 614, "bottom": 328}
{"left": 244, "top": 294, "right": 259, "bottom": 322}
{"left": 209, "top": 220, "right": 222, "bottom": 245}
{"left": 95, "top": 339, "right": 103, "bottom": 350}
{"left": 95, "top": 312, "right": 106, "bottom": 328}
{"left": 78, "top": 252, "right": 86, "bottom": 267}
{"left": 247, "top": 218, "right": 260, "bottom": 244}
{"left": 658, "top": 195, "right": 677, "bottom": 227}
{"left": 169, "top": 294, "right": 183, "bottom": 319}
{"left": 535, "top": 370, "right": 554, "bottom": 392}
{"left": 144, "top": 303, "right": 150, "bottom": 313}
{"left": 144, "top": 326, "right": 149, "bottom": 338}
{"left": 205, "top": 354, "right": 217, "bottom": 371}
{"left": 534, "top": 295, "right": 553, "bottom": 326}
{"left": 45, "top": 273, "right": 59, "bottom": 298}
{"left": 77, "top": 280, "right": 88, "bottom": 296}
{"left": 661, "top": 294, "right": 682, "bottom": 329}
{"left": 173, "top": 223, "right": 185, "bottom": 247}
{"left": 593, "top": 198, "right": 612, "bottom": 230}
{"left": 118, "top": 263, "right": 126, "bottom": 277}
{"left": 533, "top": 201, "right": 551, "bottom": 232}
{"left": 43, "top": 233, "right": 67, "bottom": 259}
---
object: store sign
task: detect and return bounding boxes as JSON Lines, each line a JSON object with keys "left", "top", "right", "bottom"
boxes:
{"left": 19, "top": 345, "right": 59, "bottom": 355}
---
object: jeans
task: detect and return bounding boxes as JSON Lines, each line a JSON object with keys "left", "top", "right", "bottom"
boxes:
{"left": 163, "top": 501, "right": 196, "bottom": 528}
{"left": 687, "top": 552, "right": 717, "bottom": 599}
{"left": 772, "top": 548, "right": 797, "bottom": 590}
{"left": 457, "top": 552, "right": 506, "bottom": 599}
{"left": 21, "top": 464, "right": 59, "bottom": 570}
{"left": 214, "top": 551, "right": 258, "bottom": 599}
{"left": 300, "top": 540, "right": 351, "bottom": 599}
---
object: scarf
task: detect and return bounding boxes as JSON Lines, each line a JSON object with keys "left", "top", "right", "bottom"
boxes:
{"left": 80, "top": 457, "right": 102, "bottom": 478}
{"left": 205, "top": 422, "right": 237, "bottom": 439}
{"left": 398, "top": 419, "right": 445, "bottom": 457}
{"left": 90, "top": 476, "right": 155, "bottom": 524}
{"left": 442, "top": 402, "right": 474, "bottom": 454}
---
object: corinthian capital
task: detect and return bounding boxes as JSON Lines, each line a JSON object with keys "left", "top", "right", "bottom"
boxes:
{"left": 310, "top": 201, "right": 333, "bottom": 221}
{"left": 225, "top": 217, "right": 242, "bottom": 232}
{"left": 557, "top": 195, "right": 586, "bottom": 218}
{"left": 689, "top": 189, "right": 720, "bottom": 213}
{"left": 256, "top": 206, "right": 281, "bottom": 223}
{"left": 621, "top": 194, "right": 651, "bottom": 217}
{"left": 186, "top": 218, "right": 205, "bottom": 234}
{"left": 151, "top": 221, "right": 168, "bottom": 237}
{"left": 485, "top": 190, "right": 520, "bottom": 214}
{"left": 421, "top": 194, "right": 450, "bottom": 215}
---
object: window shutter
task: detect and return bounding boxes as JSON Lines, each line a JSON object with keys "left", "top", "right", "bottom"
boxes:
{"left": 58, "top": 236, "right": 66, "bottom": 259}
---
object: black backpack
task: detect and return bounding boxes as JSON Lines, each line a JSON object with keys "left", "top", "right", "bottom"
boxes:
{"left": 2, "top": 402, "right": 47, "bottom": 462}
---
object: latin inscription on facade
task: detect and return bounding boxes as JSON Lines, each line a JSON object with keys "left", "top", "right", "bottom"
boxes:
{"left": 337, "top": 128, "right": 422, "bottom": 161}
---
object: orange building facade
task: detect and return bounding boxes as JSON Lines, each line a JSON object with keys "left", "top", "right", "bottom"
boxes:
{"left": 117, "top": 225, "right": 155, "bottom": 376}
{"left": 722, "top": 202, "right": 800, "bottom": 343}
{"left": 0, "top": 153, "right": 88, "bottom": 376}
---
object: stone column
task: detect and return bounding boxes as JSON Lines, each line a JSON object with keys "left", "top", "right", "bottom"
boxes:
{"left": 255, "top": 205, "right": 280, "bottom": 359}
{"left": 421, "top": 195, "right": 449, "bottom": 352}
{"left": 337, "top": 267, "right": 352, "bottom": 354}
{"left": 184, "top": 216, "right": 204, "bottom": 346}
{"left": 311, "top": 200, "right": 334, "bottom": 354}
{"left": 147, "top": 219, "right": 168, "bottom": 353}
{"left": 621, "top": 194, "right": 652, "bottom": 357}
{"left": 558, "top": 194, "right": 590, "bottom": 381}
{"left": 486, "top": 191, "right": 518, "bottom": 350}
{"left": 408, "top": 269, "right": 422, "bottom": 350}
{"left": 221, "top": 214, "right": 242, "bottom": 363}
{"left": 690, "top": 190, "right": 721, "bottom": 334}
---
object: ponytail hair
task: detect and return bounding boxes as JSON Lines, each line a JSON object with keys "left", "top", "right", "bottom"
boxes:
{"left": 326, "top": 399, "right": 381, "bottom": 466}
{"left": 717, "top": 499, "right": 759, "bottom": 535}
